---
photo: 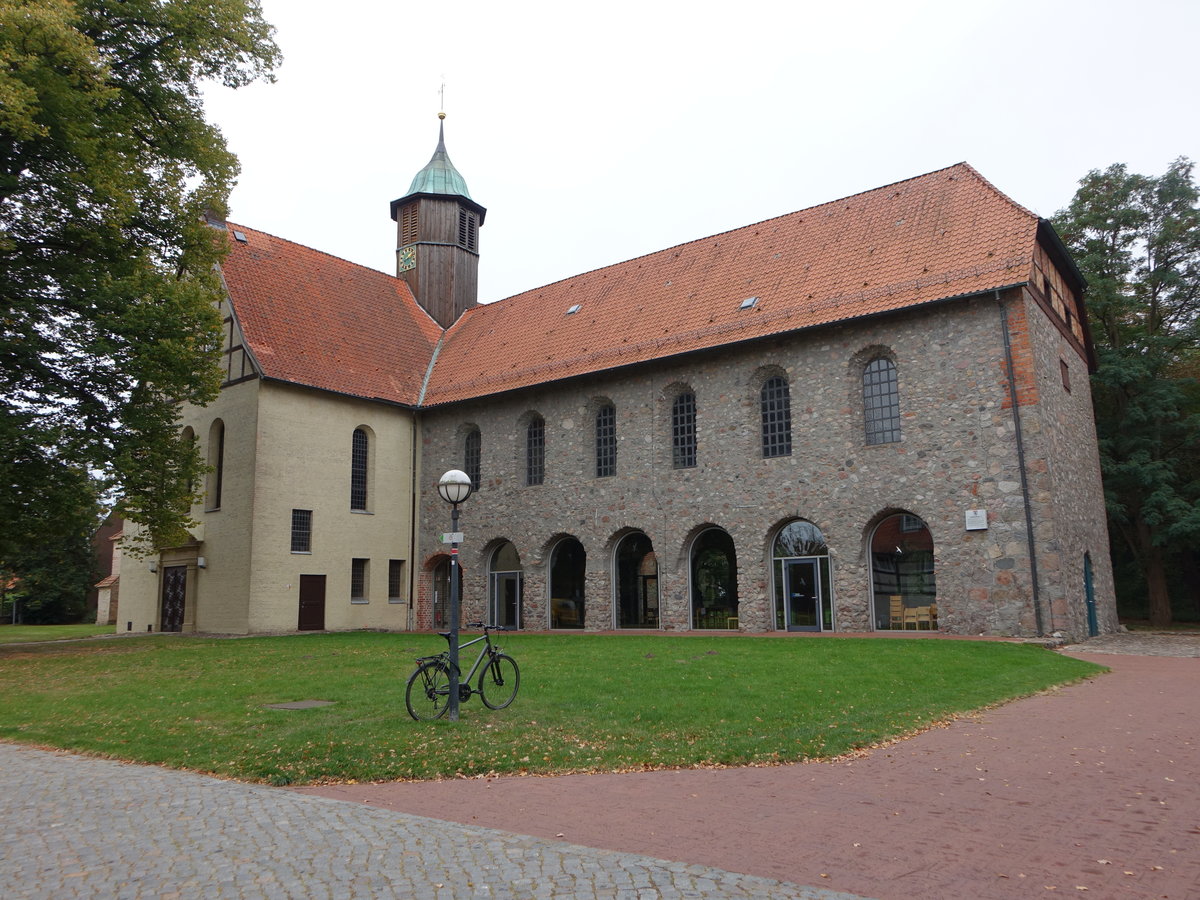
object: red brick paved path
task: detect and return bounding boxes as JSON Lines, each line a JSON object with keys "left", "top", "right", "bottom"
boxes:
{"left": 300, "top": 651, "right": 1199, "bottom": 899}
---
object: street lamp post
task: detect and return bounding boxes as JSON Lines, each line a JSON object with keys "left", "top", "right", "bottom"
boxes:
{"left": 437, "top": 469, "right": 473, "bottom": 721}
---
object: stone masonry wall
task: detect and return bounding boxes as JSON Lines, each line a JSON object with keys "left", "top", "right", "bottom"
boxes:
{"left": 416, "top": 286, "right": 1114, "bottom": 637}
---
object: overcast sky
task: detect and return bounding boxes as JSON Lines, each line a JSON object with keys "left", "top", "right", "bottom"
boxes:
{"left": 202, "top": 0, "right": 1200, "bottom": 305}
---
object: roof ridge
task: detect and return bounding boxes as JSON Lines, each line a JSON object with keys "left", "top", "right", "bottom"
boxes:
{"left": 224, "top": 222, "right": 403, "bottom": 283}
{"left": 487, "top": 162, "right": 1000, "bottom": 306}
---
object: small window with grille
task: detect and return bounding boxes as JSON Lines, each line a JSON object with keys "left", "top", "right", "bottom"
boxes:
{"left": 760, "top": 376, "right": 792, "bottom": 458}
{"left": 672, "top": 392, "right": 697, "bottom": 468}
{"left": 291, "top": 509, "right": 312, "bottom": 553}
{"left": 388, "top": 559, "right": 405, "bottom": 604}
{"left": 595, "top": 404, "right": 616, "bottom": 477}
{"left": 526, "top": 416, "right": 545, "bottom": 486}
{"left": 351, "top": 558, "right": 369, "bottom": 603}
{"left": 863, "top": 358, "right": 901, "bottom": 445}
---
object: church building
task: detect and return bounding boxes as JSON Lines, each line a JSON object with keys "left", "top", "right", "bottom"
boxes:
{"left": 118, "top": 119, "right": 1117, "bottom": 640}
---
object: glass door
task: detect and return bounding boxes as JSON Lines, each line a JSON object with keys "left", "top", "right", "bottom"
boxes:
{"left": 490, "top": 572, "right": 522, "bottom": 629}
{"left": 784, "top": 559, "right": 821, "bottom": 631}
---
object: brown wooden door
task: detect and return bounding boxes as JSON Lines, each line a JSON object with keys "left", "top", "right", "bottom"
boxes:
{"left": 160, "top": 566, "right": 186, "bottom": 632}
{"left": 298, "top": 575, "right": 326, "bottom": 631}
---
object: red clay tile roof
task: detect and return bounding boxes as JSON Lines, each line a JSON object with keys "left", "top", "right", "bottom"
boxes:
{"left": 421, "top": 163, "right": 1039, "bottom": 406}
{"left": 219, "top": 225, "right": 443, "bottom": 406}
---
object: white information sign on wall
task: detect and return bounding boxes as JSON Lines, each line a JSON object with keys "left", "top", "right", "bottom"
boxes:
{"left": 965, "top": 509, "right": 989, "bottom": 531}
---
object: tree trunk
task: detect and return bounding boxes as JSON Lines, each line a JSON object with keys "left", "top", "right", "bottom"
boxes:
{"left": 1136, "top": 520, "right": 1174, "bottom": 628}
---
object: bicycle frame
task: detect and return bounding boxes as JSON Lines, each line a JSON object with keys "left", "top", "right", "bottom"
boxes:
{"left": 441, "top": 631, "right": 494, "bottom": 685}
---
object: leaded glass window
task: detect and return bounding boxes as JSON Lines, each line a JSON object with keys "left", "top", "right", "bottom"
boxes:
{"left": 595, "top": 404, "right": 616, "bottom": 477}
{"left": 350, "top": 428, "right": 368, "bottom": 510}
{"left": 672, "top": 392, "right": 697, "bottom": 469}
{"left": 863, "top": 358, "right": 901, "bottom": 445}
{"left": 760, "top": 376, "right": 792, "bottom": 458}
{"left": 526, "top": 416, "right": 545, "bottom": 486}
{"left": 464, "top": 428, "right": 481, "bottom": 490}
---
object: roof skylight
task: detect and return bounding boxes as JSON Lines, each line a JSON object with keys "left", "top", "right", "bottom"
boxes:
{"left": 739, "top": 296, "right": 759, "bottom": 310}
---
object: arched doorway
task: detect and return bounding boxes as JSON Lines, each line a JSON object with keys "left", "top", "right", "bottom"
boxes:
{"left": 550, "top": 538, "right": 586, "bottom": 629}
{"left": 772, "top": 520, "right": 833, "bottom": 631}
{"left": 490, "top": 542, "right": 523, "bottom": 629}
{"left": 691, "top": 528, "right": 738, "bottom": 629}
{"left": 615, "top": 533, "right": 657, "bottom": 628}
{"left": 870, "top": 514, "right": 936, "bottom": 630}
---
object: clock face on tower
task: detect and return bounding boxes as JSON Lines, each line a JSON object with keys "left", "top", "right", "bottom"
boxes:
{"left": 397, "top": 244, "right": 417, "bottom": 273}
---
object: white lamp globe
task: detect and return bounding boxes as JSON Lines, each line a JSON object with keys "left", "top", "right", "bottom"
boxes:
{"left": 437, "top": 469, "right": 473, "bottom": 504}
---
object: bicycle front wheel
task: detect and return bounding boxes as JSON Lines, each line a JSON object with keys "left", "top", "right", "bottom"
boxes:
{"left": 406, "top": 659, "right": 452, "bottom": 721}
{"left": 478, "top": 654, "right": 520, "bottom": 709}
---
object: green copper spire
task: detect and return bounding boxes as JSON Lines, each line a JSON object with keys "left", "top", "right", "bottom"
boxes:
{"left": 405, "top": 113, "right": 473, "bottom": 200}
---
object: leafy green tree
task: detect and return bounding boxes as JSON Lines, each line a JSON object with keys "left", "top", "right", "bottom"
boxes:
{"left": 1055, "top": 158, "right": 1200, "bottom": 626}
{"left": 0, "top": 462, "right": 98, "bottom": 623}
{"left": 1, "top": 0, "right": 279, "bottom": 558}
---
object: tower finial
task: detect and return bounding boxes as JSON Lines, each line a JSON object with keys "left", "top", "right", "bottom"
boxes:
{"left": 438, "top": 79, "right": 446, "bottom": 120}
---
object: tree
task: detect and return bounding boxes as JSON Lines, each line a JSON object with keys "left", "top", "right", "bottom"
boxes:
{"left": 1054, "top": 159, "right": 1200, "bottom": 626}
{"left": 0, "top": 1, "right": 279, "bottom": 562}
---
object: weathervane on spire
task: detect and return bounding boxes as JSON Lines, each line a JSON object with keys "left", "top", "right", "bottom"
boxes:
{"left": 439, "top": 79, "right": 446, "bottom": 121}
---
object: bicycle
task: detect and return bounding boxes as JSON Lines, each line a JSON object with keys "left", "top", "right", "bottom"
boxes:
{"left": 405, "top": 622, "right": 520, "bottom": 721}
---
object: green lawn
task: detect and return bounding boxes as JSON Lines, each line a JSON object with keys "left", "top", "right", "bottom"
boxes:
{"left": 0, "top": 631, "right": 1103, "bottom": 785}
{"left": 0, "top": 624, "right": 114, "bottom": 643}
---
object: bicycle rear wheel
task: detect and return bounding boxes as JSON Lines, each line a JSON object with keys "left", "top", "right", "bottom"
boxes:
{"left": 478, "top": 653, "right": 520, "bottom": 709}
{"left": 406, "top": 659, "right": 452, "bottom": 721}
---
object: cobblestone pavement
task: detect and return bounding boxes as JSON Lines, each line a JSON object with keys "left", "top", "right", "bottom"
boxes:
{"left": 0, "top": 743, "right": 868, "bottom": 900}
{"left": 1059, "top": 630, "right": 1200, "bottom": 656}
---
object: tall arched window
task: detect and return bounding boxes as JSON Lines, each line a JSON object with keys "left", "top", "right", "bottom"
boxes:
{"left": 595, "top": 404, "right": 616, "bottom": 477}
{"left": 760, "top": 376, "right": 792, "bottom": 458}
{"left": 205, "top": 419, "right": 225, "bottom": 511}
{"left": 549, "top": 538, "right": 586, "bottom": 629}
{"left": 464, "top": 428, "right": 481, "bottom": 490}
{"left": 691, "top": 528, "right": 737, "bottom": 629}
{"left": 672, "top": 391, "right": 697, "bottom": 469}
{"left": 350, "top": 427, "right": 369, "bottom": 511}
{"left": 772, "top": 520, "right": 832, "bottom": 631}
{"left": 526, "top": 415, "right": 545, "bottom": 486}
{"left": 870, "top": 513, "right": 935, "bottom": 630}
{"left": 863, "top": 357, "right": 901, "bottom": 445}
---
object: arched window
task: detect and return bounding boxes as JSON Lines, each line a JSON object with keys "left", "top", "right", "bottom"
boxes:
{"left": 205, "top": 419, "right": 225, "bottom": 511}
{"left": 863, "top": 357, "right": 901, "bottom": 445}
{"left": 464, "top": 428, "right": 481, "bottom": 490}
{"left": 615, "top": 533, "right": 657, "bottom": 628}
{"left": 526, "top": 415, "right": 545, "bottom": 486}
{"left": 691, "top": 528, "right": 737, "bottom": 629}
{"left": 672, "top": 391, "right": 697, "bottom": 469}
{"left": 772, "top": 520, "right": 832, "bottom": 631}
{"left": 870, "top": 514, "right": 936, "bottom": 630}
{"left": 350, "top": 427, "right": 369, "bottom": 511}
{"left": 180, "top": 426, "right": 196, "bottom": 495}
{"left": 549, "top": 538, "right": 586, "bottom": 629}
{"left": 595, "top": 404, "right": 616, "bottom": 477}
{"left": 760, "top": 376, "right": 792, "bottom": 458}
{"left": 489, "top": 542, "right": 524, "bottom": 629}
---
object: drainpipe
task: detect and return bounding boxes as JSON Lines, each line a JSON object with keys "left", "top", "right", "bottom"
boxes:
{"left": 407, "top": 412, "right": 420, "bottom": 632}
{"left": 996, "top": 290, "right": 1046, "bottom": 636}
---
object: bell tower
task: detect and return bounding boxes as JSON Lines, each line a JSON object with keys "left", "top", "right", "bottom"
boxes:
{"left": 390, "top": 113, "right": 487, "bottom": 328}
